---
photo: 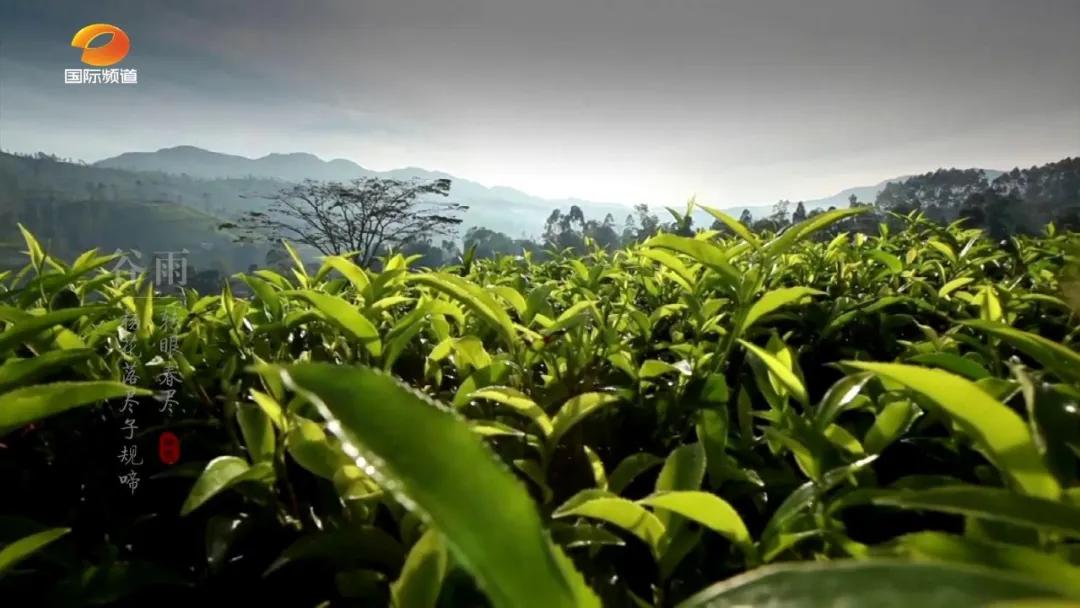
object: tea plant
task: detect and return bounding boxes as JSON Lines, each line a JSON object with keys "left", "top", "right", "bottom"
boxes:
{"left": 1, "top": 209, "right": 1079, "bottom": 607}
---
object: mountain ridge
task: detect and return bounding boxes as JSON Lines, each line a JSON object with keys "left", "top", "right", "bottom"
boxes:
{"left": 95, "top": 145, "right": 919, "bottom": 220}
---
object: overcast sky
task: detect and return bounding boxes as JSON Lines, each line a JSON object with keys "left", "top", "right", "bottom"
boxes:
{"left": 1, "top": 0, "right": 1078, "bottom": 206}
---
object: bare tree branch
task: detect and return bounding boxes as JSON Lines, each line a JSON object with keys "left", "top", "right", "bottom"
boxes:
{"left": 229, "top": 177, "right": 467, "bottom": 266}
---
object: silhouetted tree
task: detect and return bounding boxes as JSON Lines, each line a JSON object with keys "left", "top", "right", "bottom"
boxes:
{"left": 227, "top": 177, "right": 467, "bottom": 266}
{"left": 634, "top": 204, "right": 661, "bottom": 240}
{"left": 792, "top": 201, "right": 807, "bottom": 223}
{"left": 464, "top": 226, "right": 518, "bottom": 258}
{"left": 771, "top": 200, "right": 791, "bottom": 225}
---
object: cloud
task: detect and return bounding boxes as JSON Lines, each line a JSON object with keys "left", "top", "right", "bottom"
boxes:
{"left": 2, "top": 0, "right": 1077, "bottom": 205}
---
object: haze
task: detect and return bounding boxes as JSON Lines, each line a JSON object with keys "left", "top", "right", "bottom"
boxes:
{"left": 1, "top": 0, "right": 1078, "bottom": 207}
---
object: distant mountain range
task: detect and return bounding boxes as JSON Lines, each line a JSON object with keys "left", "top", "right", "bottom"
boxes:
{"left": 95, "top": 146, "right": 634, "bottom": 238}
{"left": 5, "top": 145, "right": 1067, "bottom": 278}
{"left": 93, "top": 146, "right": 922, "bottom": 231}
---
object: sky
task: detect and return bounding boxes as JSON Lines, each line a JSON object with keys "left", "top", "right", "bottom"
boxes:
{"left": 1, "top": 0, "right": 1078, "bottom": 207}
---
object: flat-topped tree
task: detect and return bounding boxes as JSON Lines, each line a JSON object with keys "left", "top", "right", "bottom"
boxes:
{"left": 227, "top": 177, "right": 467, "bottom": 267}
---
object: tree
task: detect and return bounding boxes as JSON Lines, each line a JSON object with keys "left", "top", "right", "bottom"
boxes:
{"left": 771, "top": 200, "right": 791, "bottom": 225}
{"left": 543, "top": 209, "right": 581, "bottom": 251}
{"left": 876, "top": 169, "right": 989, "bottom": 219}
{"left": 399, "top": 236, "right": 461, "bottom": 268}
{"left": 738, "top": 209, "right": 753, "bottom": 226}
{"left": 584, "top": 213, "right": 621, "bottom": 250}
{"left": 621, "top": 214, "right": 636, "bottom": 244}
{"left": 229, "top": 177, "right": 467, "bottom": 267}
{"left": 464, "top": 226, "right": 517, "bottom": 259}
{"left": 792, "top": 201, "right": 807, "bottom": 223}
{"left": 633, "top": 204, "right": 661, "bottom": 240}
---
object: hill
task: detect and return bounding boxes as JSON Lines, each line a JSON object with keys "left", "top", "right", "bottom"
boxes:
{"left": 95, "top": 146, "right": 634, "bottom": 238}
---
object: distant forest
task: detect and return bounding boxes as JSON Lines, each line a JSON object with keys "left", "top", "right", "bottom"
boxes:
{"left": 1, "top": 151, "right": 1077, "bottom": 286}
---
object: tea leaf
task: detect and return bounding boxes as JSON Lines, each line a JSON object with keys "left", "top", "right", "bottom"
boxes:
{"left": 391, "top": 529, "right": 448, "bottom": 608}
{"left": 845, "top": 362, "right": 1060, "bottom": 499}
{"left": 678, "top": 560, "right": 1064, "bottom": 607}
{"left": 278, "top": 363, "right": 598, "bottom": 608}
{"left": 740, "top": 340, "right": 809, "bottom": 405}
{"left": 962, "top": 321, "right": 1080, "bottom": 384}
{"left": 549, "top": 392, "right": 623, "bottom": 451}
{"left": 0, "top": 381, "right": 151, "bottom": 431}
{"left": 640, "top": 491, "right": 753, "bottom": 554}
{"left": 553, "top": 495, "right": 666, "bottom": 557}
{"left": 0, "top": 527, "right": 70, "bottom": 575}
{"left": 867, "top": 485, "right": 1080, "bottom": 538}
{"left": 286, "top": 291, "right": 382, "bottom": 357}
{"left": 740, "top": 287, "right": 825, "bottom": 335}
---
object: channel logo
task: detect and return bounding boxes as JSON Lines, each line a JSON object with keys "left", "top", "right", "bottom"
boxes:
{"left": 71, "top": 23, "right": 130, "bottom": 67}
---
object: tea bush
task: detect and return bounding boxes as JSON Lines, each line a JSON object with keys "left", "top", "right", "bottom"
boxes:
{"left": 1, "top": 207, "right": 1079, "bottom": 606}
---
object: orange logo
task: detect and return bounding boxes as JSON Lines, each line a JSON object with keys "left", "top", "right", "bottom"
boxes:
{"left": 71, "top": 24, "right": 130, "bottom": 66}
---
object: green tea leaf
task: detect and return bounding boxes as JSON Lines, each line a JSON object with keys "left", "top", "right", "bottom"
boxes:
{"left": 864, "top": 399, "right": 921, "bottom": 454}
{"left": 867, "top": 485, "right": 1080, "bottom": 538}
{"left": 640, "top": 491, "right": 753, "bottom": 554}
{"left": 248, "top": 389, "right": 286, "bottom": 431}
{"left": 869, "top": 250, "right": 903, "bottom": 274}
{"left": 468, "top": 386, "right": 553, "bottom": 436}
{"left": 286, "top": 417, "right": 349, "bottom": 479}
{"left": 740, "top": 287, "right": 825, "bottom": 335}
{"left": 909, "top": 353, "right": 991, "bottom": 380}
{"left": 814, "top": 372, "right": 873, "bottom": 430}
{"left": 608, "top": 453, "right": 664, "bottom": 495}
{"left": 845, "top": 361, "right": 1060, "bottom": 499}
{"left": 237, "top": 403, "right": 275, "bottom": 463}
{"left": 740, "top": 340, "right": 809, "bottom": 405}
{"left": 265, "top": 525, "right": 404, "bottom": 575}
{"left": 0, "top": 306, "right": 107, "bottom": 355}
{"left": 888, "top": 532, "right": 1080, "bottom": 597}
{"left": 181, "top": 456, "right": 273, "bottom": 516}
{"left": 678, "top": 560, "right": 1065, "bottom": 608}
{"left": 697, "top": 204, "right": 761, "bottom": 249}
{"left": 325, "top": 255, "right": 371, "bottom": 293}
{"left": 278, "top": 363, "right": 598, "bottom": 608}
{"left": 962, "top": 321, "right": 1080, "bottom": 384}
{"left": 939, "top": 277, "right": 974, "bottom": 298}
{"left": 764, "top": 207, "right": 870, "bottom": 258}
{"left": 0, "top": 348, "right": 95, "bottom": 393}
{"left": 553, "top": 495, "right": 666, "bottom": 557}
{"left": 549, "top": 392, "right": 623, "bottom": 452}
{"left": 391, "top": 529, "right": 448, "bottom": 608}
{"left": 286, "top": 291, "right": 382, "bottom": 357}
{"left": 409, "top": 273, "right": 519, "bottom": 348}
{"left": 0, "top": 527, "right": 70, "bottom": 575}
{"left": 0, "top": 381, "right": 151, "bottom": 431}
{"left": 17, "top": 223, "right": 46, "bottom": 270}
{"left": 643, "top": 235, "right": 740, "bottom": 287}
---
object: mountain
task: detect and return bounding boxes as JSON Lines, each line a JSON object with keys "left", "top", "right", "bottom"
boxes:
{"left": 7, "top": 147, "right": 1073, "bottom": 277}
{"left": 104, "top": 146, "right": 985, "bottom": 237}
{"left": 803, "top": 178, "right": 911, "bottom": 210}
{"left": 0, "top": 152, "right": 265, "bottom": 274}
{"left": 95, "top": 146, "right": 635, "bottom": 237}
{"left": 96, "top": 146, "right": 376, "bottom": 183}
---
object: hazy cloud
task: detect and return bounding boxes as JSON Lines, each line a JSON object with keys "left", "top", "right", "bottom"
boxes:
{"left": 2, "top": 0, "right": 1077, "bottom": 206}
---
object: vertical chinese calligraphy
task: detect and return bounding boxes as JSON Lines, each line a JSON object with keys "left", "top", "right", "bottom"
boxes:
{"left": 157, "top": 309, "right": 183, "bottom": 418}
{"left": 112, "top": 257, "right": 188, "bottom": 493}
{"left": 117, "top": 311, "right": 142, "bottom": 494}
